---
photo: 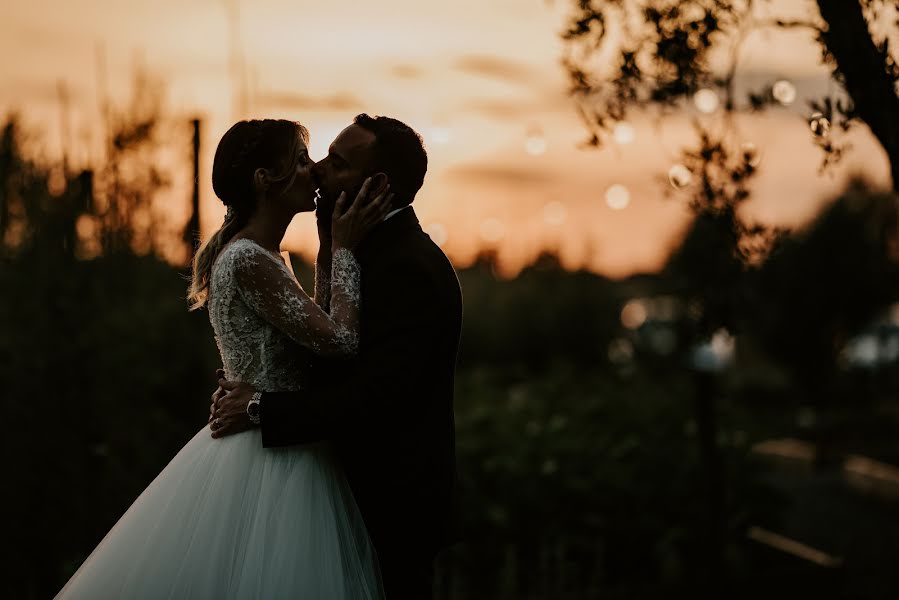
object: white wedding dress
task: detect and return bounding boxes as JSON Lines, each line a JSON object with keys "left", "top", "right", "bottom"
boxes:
{"left": 57, "top": 239, "right": 383, "bottom": 600}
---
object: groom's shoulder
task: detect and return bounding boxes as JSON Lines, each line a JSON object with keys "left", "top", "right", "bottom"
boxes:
{"left": 377, "top": 233, "right": 455, "bottom": 287}
{"left": 408, "top": 230, "right": 456, "bottom": 274}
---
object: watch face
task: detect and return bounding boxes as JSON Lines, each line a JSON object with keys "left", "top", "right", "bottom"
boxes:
{"left": 247, "top": 402, "right": 260, "bottom": 417}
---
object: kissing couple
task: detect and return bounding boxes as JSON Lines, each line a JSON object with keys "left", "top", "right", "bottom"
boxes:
{"left": 57, "top": 115, "right": 464, "bottom": 600}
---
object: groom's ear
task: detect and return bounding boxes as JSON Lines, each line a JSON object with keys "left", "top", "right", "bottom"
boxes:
{"left": 369, "top": 172, "right": 389, "bottom": 197}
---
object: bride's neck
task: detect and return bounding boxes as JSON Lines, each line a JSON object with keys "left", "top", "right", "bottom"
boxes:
{"left": 241, "top": 206, "right": 293, "bottom": 254}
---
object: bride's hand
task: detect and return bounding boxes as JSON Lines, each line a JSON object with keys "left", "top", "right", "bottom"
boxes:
{"left": 331, "top": 177, "right": 394, "bottom": 252}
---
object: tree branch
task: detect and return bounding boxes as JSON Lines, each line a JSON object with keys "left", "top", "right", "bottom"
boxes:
{"left": 816, "top": 0, "right": 899, "bottom": 190}
{"left": 752, "top": 18, "right": 823, "bottom": 32}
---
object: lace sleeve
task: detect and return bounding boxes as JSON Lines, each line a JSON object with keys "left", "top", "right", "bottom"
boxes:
{"left": 231, "top": 242, "right": 361, "bottom": 358}
{"left": 313, "top": 257, "right": 331, "bottom": 312}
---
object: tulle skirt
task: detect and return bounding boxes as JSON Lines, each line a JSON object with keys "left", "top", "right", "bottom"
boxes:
{"left": 56, "top": 425, "right": 383, "bottom": 600}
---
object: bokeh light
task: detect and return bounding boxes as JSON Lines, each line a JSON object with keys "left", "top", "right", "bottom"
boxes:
{"left": 612, "top": 121, "right": 636, "bottom": 145}
{"left": 620, "top": 299, "right": 648, "bottom": 329}
{"left": 668, "top": 164, "right": 693, "bottom": 189}
{"left": 741, "top": 142, "right": 762, "bottom": 167}
{"left": 772, "top": 79, "right": 797, "bottom": 105}
{"left": 525, "top": 127, "right": 547, "bottom": 156}
{"left": 690, "top": 328, "right": 735, "bottom": 371}
{"left": 693, "top": 88, "right": 720, "bottom": 114}
{"left": 809, "top": 112, "right": 831, "bottom": 137}
{"left": 605, "top": 184, "right": 631, "bottom": 210}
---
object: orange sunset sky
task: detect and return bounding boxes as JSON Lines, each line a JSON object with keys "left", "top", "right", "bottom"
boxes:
{"left": 2, "top": 0, "right": 893, "bottom": 277}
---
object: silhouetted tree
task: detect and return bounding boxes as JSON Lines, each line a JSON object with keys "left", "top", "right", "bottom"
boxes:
{"left": 562, "top": 0, "right": 899, "bottom": 343}
{"left": 562, "top": 0, "right": 899, "bottom": 190}
{"left": 93, "top": 70, "right": 172, "bottom": 256}
{"left": 0, "top": 76, "right": 210, "bottom": 599}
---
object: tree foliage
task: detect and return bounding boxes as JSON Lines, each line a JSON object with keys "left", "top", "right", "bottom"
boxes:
{"left": 562, "top": 0, "right": 899, "bottom": 189}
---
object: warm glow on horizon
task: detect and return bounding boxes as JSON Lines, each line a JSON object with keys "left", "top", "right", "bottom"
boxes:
{"left": 1, "top": 0, "right": 892, "bottom": 278}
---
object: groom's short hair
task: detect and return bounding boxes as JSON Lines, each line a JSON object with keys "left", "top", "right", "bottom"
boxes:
{"left": 354, "top": 114, "right": 427, "bottom": 207}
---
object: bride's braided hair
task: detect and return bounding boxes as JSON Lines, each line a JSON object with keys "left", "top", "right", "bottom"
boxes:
{"left": 188, "top": 119, "right": 309, "bottom": 310}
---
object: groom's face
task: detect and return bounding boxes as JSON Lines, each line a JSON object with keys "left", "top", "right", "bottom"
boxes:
{"left": 313, "top": 124, "right": 377, "bottom": 218}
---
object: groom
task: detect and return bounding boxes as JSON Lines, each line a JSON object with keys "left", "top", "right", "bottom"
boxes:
{"left": 210, "top": 114, "right": 463, "bottom": 599}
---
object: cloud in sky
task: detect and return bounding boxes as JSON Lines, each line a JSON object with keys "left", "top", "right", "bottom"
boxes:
{"left": 254, "top": 91, "right": 364, "bottom": 111}
{"left": 453, "top": 54, "right": 540, "bottom": 87}
{"left": 389, "top": 64, "right": 424, "bottom": 80}
{"left": 461, "top": 88, "right": 571, "bottom": 122}
{"left": 446, "top": 163, "right": 557, "bottom": 186}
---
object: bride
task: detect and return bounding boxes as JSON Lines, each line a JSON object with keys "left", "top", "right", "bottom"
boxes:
{"left": 57, "top": 118, "right": 392, "bottom": 599}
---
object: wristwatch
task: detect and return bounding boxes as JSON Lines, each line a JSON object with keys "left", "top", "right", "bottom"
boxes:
{"left": 247, "top": 391, "right": 262, "bottom": 425}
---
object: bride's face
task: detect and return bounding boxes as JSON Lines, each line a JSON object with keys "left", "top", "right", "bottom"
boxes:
{"left": 277, "top": 138, "right": 316, "bottom": 214}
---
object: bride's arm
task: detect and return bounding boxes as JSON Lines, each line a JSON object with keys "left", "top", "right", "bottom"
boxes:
{"left": 233, "top": 244, "right": 360, "bottom": 358}
{"left": 234, "top": 181, "right": 391, "bottom": 358}
{"left": 313, "top": 248, "right": 332, "bottom": 312}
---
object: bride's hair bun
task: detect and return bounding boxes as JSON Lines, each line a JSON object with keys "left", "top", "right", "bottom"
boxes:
{"left": 212, "top": 121, "right": 263, "bottom": 212}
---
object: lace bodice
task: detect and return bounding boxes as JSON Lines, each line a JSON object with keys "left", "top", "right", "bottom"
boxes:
{"left": 208, "top": 238, "right": 361, "bottom": 392}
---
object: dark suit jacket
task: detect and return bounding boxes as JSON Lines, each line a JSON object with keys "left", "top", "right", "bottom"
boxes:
{"left": 260, "top": 207, "right": 463, "bottom": 563}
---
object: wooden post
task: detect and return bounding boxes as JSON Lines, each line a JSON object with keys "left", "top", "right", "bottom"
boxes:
{"left": 183, "top": 118, "right": 201, "bottom": 260}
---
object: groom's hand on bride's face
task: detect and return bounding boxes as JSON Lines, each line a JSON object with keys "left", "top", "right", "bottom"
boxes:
{"left": 210, "top": 374, "right": 256, "bottom": 439}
